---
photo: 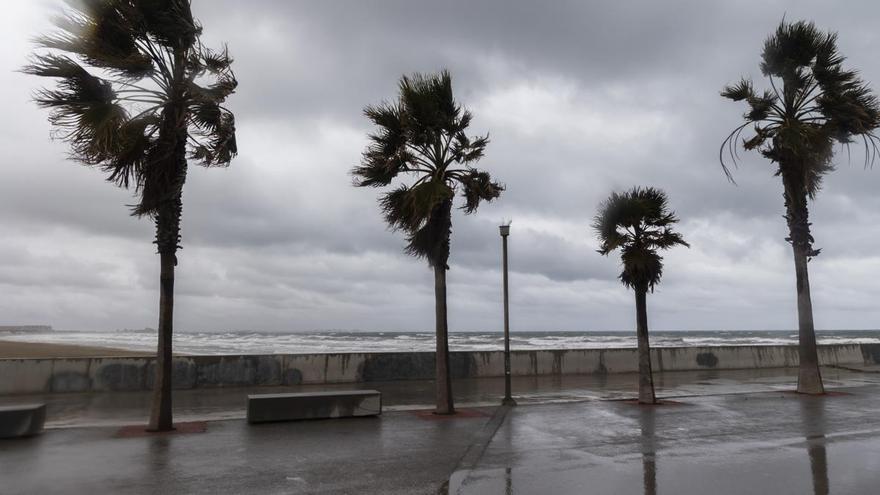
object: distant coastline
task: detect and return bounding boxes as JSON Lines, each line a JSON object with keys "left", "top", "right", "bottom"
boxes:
{"left": 1, "top": 329, "right": 879, "bottom": 356}
{"left": 0, "top": 325, "right": 52, "bottom": 333}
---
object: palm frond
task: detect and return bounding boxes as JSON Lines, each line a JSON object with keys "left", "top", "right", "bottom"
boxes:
{"left": 188, "top": 77, "right": 237, "bottom": 105}
{"left": 746, "top": 90, "right": 778, "bottom": 121}
{"left": 619, "top": 244, "right": 664, "bottom": 291}
{"left": 459, "top": 169, "right": 503, "bottom": 213}
{"left": 24, "top": 54, "right": 128, "bottom": 164}
{"left": 36, "top": 2, "right": 154, "bottom": 79}
{"left": 102, "top": 114, "right": 157, "bottom": 188}
{"left": 198, "top": 46, "right": 233, "bottom": 74}
{"left": 451, "top": 132, "right": 489, "bottom": 164}
{"left": 27, "top": 0, "right": 237, "bottom": 226}
{"left": 593, "top": 187, "right": 688, "bottom": 291}
{"left": 405, "top": 199, "right": 453, "bottom": 268}
{"left": 355, "top": 70, "right": 500, "bottom": 267}
{"left": 380, "top": 179, "right": 454, "bottom": 232}
{"left": 189, "top": 109, "right": 236, "bottom": 166}
{"left": 760, "top": 20, "right": 825, "bottom": 77}
{"left": 399, "top": 70, "right": 461, "bottom": 143}
{"left": 136, "top": 0, "right": 201, "bottom": 49}
{"left": 721, "top": 19, "right": 880, "bottom": 186}
{"left": 650, "top": 230, "right": 690, "bottom": 250}
{"left": 354, "top": 103, "right": 409, "bottom": 187}
{"left": 721, "top": 78, "right": 755, "bottom": 101}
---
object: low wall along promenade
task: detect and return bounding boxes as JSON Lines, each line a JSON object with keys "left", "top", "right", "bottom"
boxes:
{"left": 1, "top": 344, "right": 878, "bottom": 395}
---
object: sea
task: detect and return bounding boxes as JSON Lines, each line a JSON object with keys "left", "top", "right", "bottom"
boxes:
{"left": 1, "top": 328, "right": 880, "bottom": 355}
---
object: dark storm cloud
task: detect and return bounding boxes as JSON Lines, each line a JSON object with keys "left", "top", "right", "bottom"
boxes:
{"left": 2, "top": 1, "right": 880, "bottom": 332}
{"left": 199, "top": 0, "right": 741, "bottom": 119}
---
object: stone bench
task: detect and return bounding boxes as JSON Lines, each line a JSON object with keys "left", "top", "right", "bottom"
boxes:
{"left": 247, "top": 390, "right": 381, "bottom": 424}
{"left": 0, "top": 404, "right": 46, "bottom": 439}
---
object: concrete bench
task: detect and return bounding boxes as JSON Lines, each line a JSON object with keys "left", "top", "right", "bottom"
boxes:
{"left": 0, "top": 404, "right": 46, "bottom": 439}
{"left": 247, "top": 390, "right": 381, "bottom": 424}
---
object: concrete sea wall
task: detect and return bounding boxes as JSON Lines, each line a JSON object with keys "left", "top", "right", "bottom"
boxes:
{"left": 1, "top": 344, "right": 878, "bottom": 395}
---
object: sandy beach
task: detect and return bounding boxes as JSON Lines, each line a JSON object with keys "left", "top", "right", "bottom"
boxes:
{"left": 0, "top": 340, "right": 151, "bottom": 359}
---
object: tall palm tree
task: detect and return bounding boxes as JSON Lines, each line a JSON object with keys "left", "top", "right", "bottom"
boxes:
{"left": 594, "top": 187, "right": 689, "bottom": 404}
{"left": 25, "top": 0, "right": 237, "bottom": 431}
{"left": 353, "top": 71, "right": 503, "bottom": 414}
{"left": 720, "top": 20, "right": 880, "bottom": 394}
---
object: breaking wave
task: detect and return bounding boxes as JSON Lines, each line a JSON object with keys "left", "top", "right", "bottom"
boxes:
{"left": 1, "top": 329, "right": 879, "bottom": 355}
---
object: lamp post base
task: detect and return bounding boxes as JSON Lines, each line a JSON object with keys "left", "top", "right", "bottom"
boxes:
{"left": 502, "top": 396, "right": 517, "bottom": 407}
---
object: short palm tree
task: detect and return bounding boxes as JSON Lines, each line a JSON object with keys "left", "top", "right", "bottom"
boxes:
{"left": 25, "top": 0, "right": 237, "bottom": 431}
{"left": 720, "top": 20, "right": 880, "bottom": 394}
{"left": 594, "top": 187, "right": 689, "bottom": 404}
{"left": 353, "top": 71, "right": 503, "bottom": 414}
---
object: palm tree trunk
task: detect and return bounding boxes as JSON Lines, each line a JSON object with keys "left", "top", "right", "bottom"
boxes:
{"left": 147, "top": 131, "right": 187, "bottom": 432}
{"left": 148, "top": 184, "right": 183, "bottom": 432}
{"left": 433, "top": 265, "right": 454, "bottom": 414}
{"left": 148, "top": 248, "right": 175, "bottom": 431}
{"left": 635, "top": 288, "right": 656, "bottom": 404}
{"left": 783, "top": 182, "right": 824, "bottom": 395}
{"left": 146, "top": 49, "right": 190, "bottom": 431}
{"left": 792, "top": 243, "right": 824, "bottom": 394}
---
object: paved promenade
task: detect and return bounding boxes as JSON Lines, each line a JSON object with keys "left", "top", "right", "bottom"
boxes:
{"left": 1, "top": 366, "right": 874, "bottom": 428}
{"left": 450, "top": 388, "right": 880, "bottom": 494}
{"left": 1, "top": 367, "right": 879, "bottom": 494}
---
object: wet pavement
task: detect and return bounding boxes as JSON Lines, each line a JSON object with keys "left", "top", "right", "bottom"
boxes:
{"left": 1, "top": 368, "right": 879, "bottom": 494}
{"left": 449, "top": 388, "right": 880, "bottom": 494}
{"left": 0, "top": 408, "right": 492, "bottom": 494}
{"left": 2, "top": 366, "right": 878, "bottom": 428}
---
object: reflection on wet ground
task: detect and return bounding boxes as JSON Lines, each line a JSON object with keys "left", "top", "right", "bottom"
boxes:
{"left": 1, "top": 366, "right": 877, "bottom": 428}
{"left": 452, "top": 384, "right": 880, "bottom": 494}
{"left": 2, "top": 368, "right": 880, "bottom": 493}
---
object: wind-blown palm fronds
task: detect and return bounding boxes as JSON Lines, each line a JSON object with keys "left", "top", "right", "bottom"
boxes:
{"left": 354, "top": 71, "right": 502, "bottom": 267}
{"left": 25, "top": 0, "right": 237, "bottom": 431}
{"left": 720, "top": 20, "right": 880, "bottom": 203}
{"left": 719, "top": 20, "right": 879, "bottom": 394}
{"left": 353, "top": 71, "right": 502, "bottom": 413}
{"left": 25, "top": 0, "right": 237, "bottom": 221}
{"left": 594, "top": 187, "right": 688, "bottom": 405}
{"left": 594, "top": 187, "right": 688, "bottom": 292}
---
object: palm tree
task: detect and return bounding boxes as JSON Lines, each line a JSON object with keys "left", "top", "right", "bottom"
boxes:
{"left": 593, "top": 187, "right": 689, "bottom": 404}
{"left": 25, "top": 0, "right": 237, "bottom": 431}
{"left": 353, "top": 71, "right": 503, "bottom": 414}
{"left": 720, "top": 20, "right": 880, "bottom": 394}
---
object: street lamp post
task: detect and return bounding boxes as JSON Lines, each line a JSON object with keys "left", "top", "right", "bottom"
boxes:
{"left": 499, "top": 223, "right": 516, "bottom": 406}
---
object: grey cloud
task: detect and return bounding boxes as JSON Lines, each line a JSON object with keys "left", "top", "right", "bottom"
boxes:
{"left": 3, "top": 1, "right": 880, "bottom": 332}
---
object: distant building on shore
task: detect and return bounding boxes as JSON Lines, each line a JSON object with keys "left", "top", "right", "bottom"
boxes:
{"left": 0, "top": 325, "right": 52, "bottom": 333}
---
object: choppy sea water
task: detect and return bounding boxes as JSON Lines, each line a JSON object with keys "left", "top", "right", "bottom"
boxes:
{"left": 1, "top": 329, "right": 880, "bottom": 355}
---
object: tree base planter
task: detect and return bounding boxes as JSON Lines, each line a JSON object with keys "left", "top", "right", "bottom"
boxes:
{"left": 619, "top": 398, "right": 685, "bottom": 406}
{"left": 0, "top": 404, "right": 46, "bottom": 439}
{"left": 246, "top": 390, "right": 381, "bottom": 424}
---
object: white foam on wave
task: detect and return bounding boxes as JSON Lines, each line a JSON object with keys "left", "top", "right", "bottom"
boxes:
{"left": 2, "top": 329, "right": 879, "bottom": 355}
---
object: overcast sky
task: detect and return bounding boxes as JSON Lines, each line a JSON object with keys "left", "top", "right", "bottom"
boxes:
{"left": 2, "top": 1, "right": 880, "bottom": 333}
